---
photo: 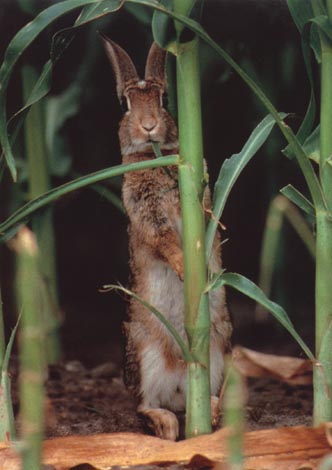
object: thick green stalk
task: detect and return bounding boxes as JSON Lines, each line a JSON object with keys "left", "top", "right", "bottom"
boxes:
{"left": 16, "top": 227, "right": 46, "bottom": 470}
{"left": 223, "top": 365, "right": 245, "bottom": 470}
{"left": 0, "top": 288, "right": 4, "bottom": 369}
{"left": 312, "top": 0, "right": 332, "bottom": 425}
{"left": 314, "top": 211, "right": 332, "bottom": 424}
{"left": 22, "top": 65, "right": 60, "bottom": 363}
{"left": 319, "top": 32, "right": 332, "bottom": 211}
{"left": 175, "top": 30, "right": 211, "bottom": 436}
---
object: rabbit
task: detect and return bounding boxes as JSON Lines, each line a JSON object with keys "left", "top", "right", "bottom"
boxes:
{"left": 102, "top": 36, "right": 232, "bottom": 441}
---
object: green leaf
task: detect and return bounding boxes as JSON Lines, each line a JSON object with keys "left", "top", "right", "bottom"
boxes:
{"left": 76, "top": 0, "right": 124, "bottom": 23}
{"left": 280, "top": 184, "right": 316, "bottom": 219}
{"left": 303, "top": 125, "right": 320, "bottom": 164}
{"left": 152, "top": 0, "right": 176, "bottom": 49}
{"left": 1, "top": 0, "right": 325, "bottom": 210}
{"left": 45, "top": 82, "right": 81, "bottom": 177}
{"left": 284, "top": 1, "right": 320, "bottom": 159}
{"left": 0, "top": 0, "right": 122, "bottom": 181}
{"left": 0, "top": 317, "right": 20, "bottom": 441}
{"left": 287, "top": 0, "right": 323, "bottom": 60}
{"left": 311, "top": 14, "right": 332, "bottom": 41}
{"left": 101, "top": 284, "right": 194, "bottom": 362}
{"left": 206, "top": 114, "right": 286, "bottom": 259}
{"left": 212, "top": 272, "right": 315, "bottom": 361}
{"left": 0, "top": 154, "right": 179, "bottom": 242}
{"left": 287, "top": 0, "right": 315, "bottom": 31}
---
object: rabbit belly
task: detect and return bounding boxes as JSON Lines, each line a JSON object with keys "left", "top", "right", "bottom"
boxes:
{"left": 138, "top": 261, "right": 185, "bottom": 411}
{"left": 147, "top": 260, "right": 185, "bottom": 338}
{"left": 137, "top": 260, "right": 224, "bottom": 411}
{"left": 140, "top": 342, "right": 186, "bottom": 411}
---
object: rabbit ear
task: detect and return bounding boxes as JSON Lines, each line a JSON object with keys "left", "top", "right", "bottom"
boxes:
{"left": 144, "top": 42, "right": 167, "bottom": 87}
{"left": 101, "top": 35, "right": 139, "bottom": 99}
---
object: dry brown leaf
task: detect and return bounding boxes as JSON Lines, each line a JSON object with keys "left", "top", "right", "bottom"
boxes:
{"left": 232, "top": 346, "right": 313, "bottom": 385}
{"left": 0, "top": 426, "right": 330, "bottom": 470}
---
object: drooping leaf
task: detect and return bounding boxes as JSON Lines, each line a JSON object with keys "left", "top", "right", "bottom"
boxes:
{"left": 287, "top": 0, "right": 323, "bottom": 61}
{"left": 152, "top": 0, "right": 176, "bottom": 49}
{"left": 210, "top": 272, "right": 315, "bottom": 361}
{"left": 205, "top": 114, "right": 286, "bottom": 259}
{"left": 283, "top": 0, "right": 321, "bottom": 159}
{"left": 101, "top": 284, "right": 193, "bottom": 362}
{"left": 311, "top": 15, "right": 332, "bottom": 41}
{"left": 302, "top": 125, "right": 320, "bottom": 164}
{"left": 0, "top": 154, "right": 179, "bottom": 242}
{"left": 280, "top": 184, "right": 316, "bottom": 222}
{"left": 76, "top": 0, "right": 124, "bottom": 23}
{"left": 1, "top": 0, "right": 325, "bottom": 210}
{"left": 0, "top": 0, "right": 123, "bottom": 181}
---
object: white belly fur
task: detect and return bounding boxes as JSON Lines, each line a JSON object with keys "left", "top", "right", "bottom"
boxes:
{"left": 139, "top": 260, "right": 224, "bottom": 411}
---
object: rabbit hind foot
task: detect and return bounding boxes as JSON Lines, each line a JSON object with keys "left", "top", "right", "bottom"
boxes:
{"left": 137, "top": 404, "right": 179, "bottom": 441}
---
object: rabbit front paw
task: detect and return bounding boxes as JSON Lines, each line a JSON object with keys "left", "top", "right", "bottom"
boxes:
{"left": 211, "top": 395, "right": 221, "bottom": 427}
{"left": 138, "top": 405, "right": 179, "bottom": 441}
{"left": 170, "top": 252, "right": 184, "bottom": 281}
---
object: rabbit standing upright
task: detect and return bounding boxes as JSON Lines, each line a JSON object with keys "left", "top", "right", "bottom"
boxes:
{"left": 102, "top": 36, "right": 232, "bottom": 441}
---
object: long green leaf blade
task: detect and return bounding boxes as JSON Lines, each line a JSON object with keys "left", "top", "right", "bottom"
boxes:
{"left": 1, "top": 0, "right": 325, "bottom": 208}
{"left": 0, "top": 155, "right": 179, "bottom": 242}
{"left": 0, "top": 318, "right": 19, "bottom": 441}
{"left": 206, "top": 114, "right": 285, "bottom": 259}
{"left": 212, "top": 272, "right": 314, "bottom": 361}
{"left": 280, "top": 184, "right": 316, "bottom": 219}
{"left": 101, "top": 284, "right": 194, "bottom": 362}
{"left": 0, "top": 0, "right": 122, "bottom": 180}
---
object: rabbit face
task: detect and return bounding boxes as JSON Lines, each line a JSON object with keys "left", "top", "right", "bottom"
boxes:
{"left": 101, "top": 37, "right": 178, "bottom": 156}
{"left": 119, "top": 80, "right": 177, "bottom": 155}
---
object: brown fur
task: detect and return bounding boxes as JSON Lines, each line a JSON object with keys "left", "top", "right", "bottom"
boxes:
{"left": 102, "top": 37, "right": 232, "bottom": 440}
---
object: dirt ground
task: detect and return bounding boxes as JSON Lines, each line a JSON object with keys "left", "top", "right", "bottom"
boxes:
{"left": 10, "top": 300, "right": 313, "bottom": 441}
{"left": 42, "top": 355, "right": 313, "bottom": 439}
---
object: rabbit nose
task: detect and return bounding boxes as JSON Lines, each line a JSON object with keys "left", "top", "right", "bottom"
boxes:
{"left": 141, "top": 118, "right": 157, "bottom": 132}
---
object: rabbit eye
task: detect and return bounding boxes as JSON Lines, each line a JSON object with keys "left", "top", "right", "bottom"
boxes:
{"left": 161, "top": 93, "right": 168, "bottom": 109}
{"left": 121, "top": 97, "right": 129, "bottom": 114}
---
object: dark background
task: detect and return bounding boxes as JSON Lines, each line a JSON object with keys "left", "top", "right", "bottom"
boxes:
{"left": 0, "top": 0, "right": 316, "bottom": 363}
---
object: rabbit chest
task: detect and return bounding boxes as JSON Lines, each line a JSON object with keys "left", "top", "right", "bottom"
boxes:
{"left": 122, "top": 153, "right": 184, "bottom": 330}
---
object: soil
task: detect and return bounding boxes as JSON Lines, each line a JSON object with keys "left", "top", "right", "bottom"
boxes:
{"left": 41, "top": 355, "right": 313, "bottom": 440}
{"left": 6, "top": 313, "right": 314, "bottom": 470}
{"left": 10, "top": 302, "right": 314, "bottom": 441}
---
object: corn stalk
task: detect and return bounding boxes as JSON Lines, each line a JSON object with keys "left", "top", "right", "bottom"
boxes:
{"left": 312, "top": 0, "right": 332, "bottom": 425}
{"left": 174, "top": 0, "right": 212, "bottom": 438}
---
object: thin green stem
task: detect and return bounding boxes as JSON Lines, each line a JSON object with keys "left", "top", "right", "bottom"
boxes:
{"left": 328, "top": 0, "right": 332, "bottom": 21}
{"left": 223, "top": 364, "right": 245, "bottom": 470}
{"left": 175, "top": 32, "right": 211, "bottom": 437}
{"left": 23, "top": 64, "right": 60, "bottom": 362}
{"left": 256, "top": 195, "right": 315, "bottom": 321}
{"left": 0, "top": 155, "right": 179, "bottom": 240}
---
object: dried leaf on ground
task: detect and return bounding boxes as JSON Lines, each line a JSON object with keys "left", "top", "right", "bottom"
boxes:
{"left": 232, "top": 346, "right": 313, "bottom": 384}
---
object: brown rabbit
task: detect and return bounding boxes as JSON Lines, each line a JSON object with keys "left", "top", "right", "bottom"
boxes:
{"left": 102, "top": 37, "right": 232, "bottom": 441}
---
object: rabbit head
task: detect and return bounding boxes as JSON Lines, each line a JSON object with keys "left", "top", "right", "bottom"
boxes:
{"left": 102, "top": 36, "right": 178, "bottom": 156}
